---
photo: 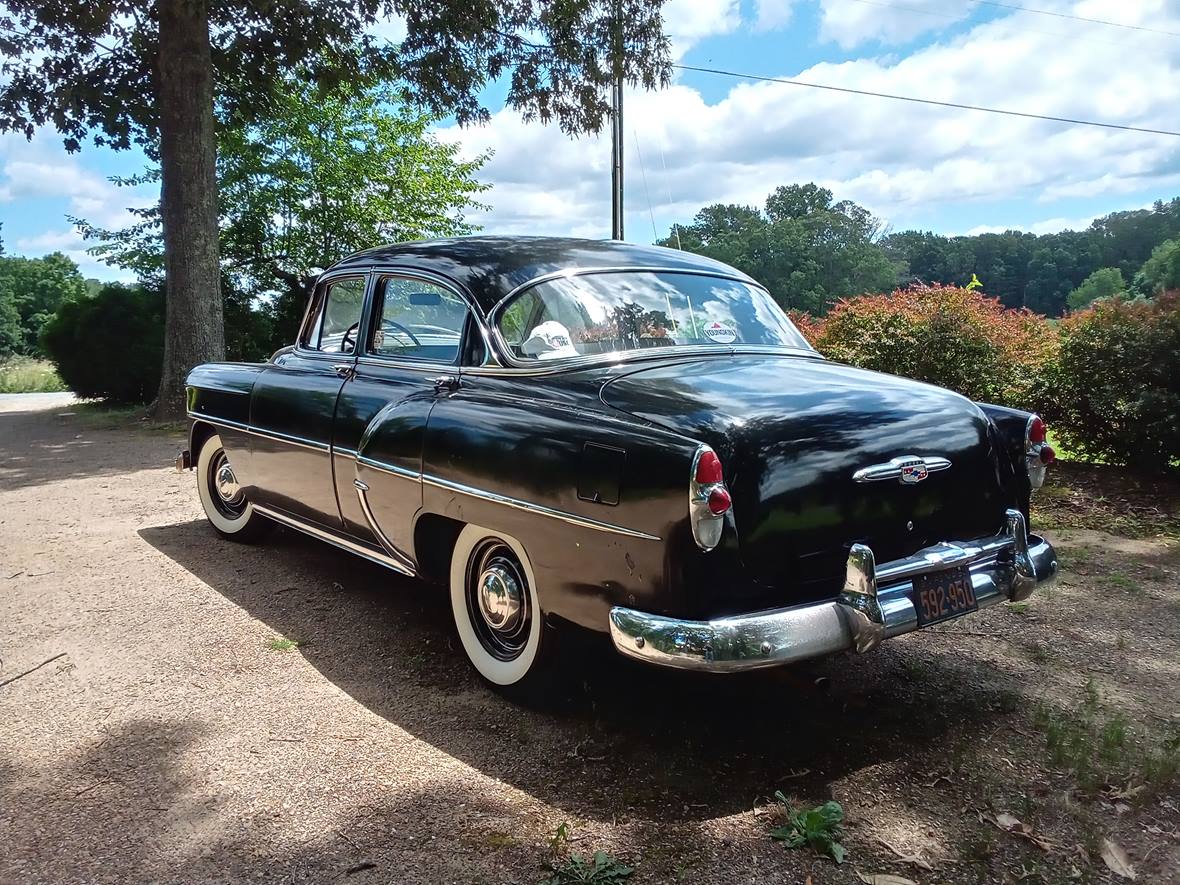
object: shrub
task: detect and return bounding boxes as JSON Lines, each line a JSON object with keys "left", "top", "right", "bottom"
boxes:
{"left": 40, "top": 283, "right": 164, "bottom": 403}
{"left": 1038, "top": 293, "right": 1180, "bottom": 471}
{"left": 811, "top": 284, "right": 1057, "bottom": 407}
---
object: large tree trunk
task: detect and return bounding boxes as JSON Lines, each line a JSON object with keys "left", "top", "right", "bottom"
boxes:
{"left": 152, "top": 0, "right": 224, "bottom": 421}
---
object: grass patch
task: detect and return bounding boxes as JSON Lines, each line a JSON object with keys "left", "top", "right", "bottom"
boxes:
{"left": 0, "top": 358, "right": 66, "bottom": 393}
{"left": 265, "top": 637, "right": 300, "bottom": 651}
{"left": 768, "top": 793, "right": 846, "bottom": 864}
{"left": 1032, "top": 679, "right": 1180, "bottom": 800}
{"left": 1106, "top": 573, "right": 1144, "bottom": 595}
{"left": 1006, "top": 601, "right": 1031, "bottom": 615}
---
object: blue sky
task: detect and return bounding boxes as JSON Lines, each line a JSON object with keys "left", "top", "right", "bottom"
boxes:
{"left": 3, "top": 0, "right": 1179, "bottom": 280}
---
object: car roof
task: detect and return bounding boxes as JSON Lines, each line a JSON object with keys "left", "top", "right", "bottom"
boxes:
{"left": 322, "top": 235, "right": 756, "bottom": 315}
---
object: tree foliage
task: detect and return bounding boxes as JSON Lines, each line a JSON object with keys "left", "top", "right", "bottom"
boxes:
{"left": 661, "top": 184, "right": 896, "bottom": 313}
{"left": 882, "top": 199, "right": 1180, "bottom": 316}
{"left": 0, "top": 251, "right": 87, "bottom": 355}
{"left": 1067, "top": 267, "right": 1126, "bottom": 311}
{"left": 77, "top": 78, "right": 491, "bottom": 351}
{"left": 2, "top": 0, "right": 673, "bottom": 416}
{"left": 1134, "top": 238, "right": 1180, "bottom": 296}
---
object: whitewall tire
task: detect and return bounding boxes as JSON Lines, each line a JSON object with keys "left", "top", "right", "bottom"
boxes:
{"left": 196, "top": 433, "right": 269, "bottom": 541}
{"left": 449, "top": 524, "right": 548, "bottom": 688}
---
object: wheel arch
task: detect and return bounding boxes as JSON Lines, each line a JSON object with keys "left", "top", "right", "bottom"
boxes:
{"left": 189, "top": 419, "right": 219, "bottom": 462}
{"left": 412, "top": 511, "right": 467, "bottom": 585}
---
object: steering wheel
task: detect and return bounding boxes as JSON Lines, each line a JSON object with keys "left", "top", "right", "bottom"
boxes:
{"left": 341, "top": 321, "right": 360, "bottom": 354}
{"left": 379, "top": 319, "right": 422, "bottom": 347}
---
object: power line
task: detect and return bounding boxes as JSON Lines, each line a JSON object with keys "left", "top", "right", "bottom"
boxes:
{"left": 673, "top": 63, "right": 1180, "bottom": 138}
{"left": 845, "top": 0, "right": 1151, "bottom": 49}
{"left": 969, "top": 0, "right": 1180, "bottom": 38}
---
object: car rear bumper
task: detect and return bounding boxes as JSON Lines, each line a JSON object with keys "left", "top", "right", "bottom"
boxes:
{"left": 607, "top": 509, "right": 1057, "bottom": 673}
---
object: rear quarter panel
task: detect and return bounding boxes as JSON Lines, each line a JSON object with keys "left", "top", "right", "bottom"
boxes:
{"left": 421, "top": 373, "right": 707, "bottom": 632}
{"left": 186, "top": 362, "right": 267, "bottom": 484}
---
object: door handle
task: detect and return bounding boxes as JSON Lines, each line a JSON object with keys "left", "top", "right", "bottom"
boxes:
{"left": 432, "top": 374, "right": 460, "bottom": 392}
{"left": 333, "top": 363, "right": 355, "bottom": 379}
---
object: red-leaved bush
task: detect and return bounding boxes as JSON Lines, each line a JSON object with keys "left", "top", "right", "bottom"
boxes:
{"left": 1037, "top": 292, "right": 1180, "bottom": 471}
{"left": 805, "top": 285, "right": 1057, "bottom": 408}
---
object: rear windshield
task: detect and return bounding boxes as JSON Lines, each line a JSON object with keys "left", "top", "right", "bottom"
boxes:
{"left": 496, "top": 271, "right": 812, "bottom": 363}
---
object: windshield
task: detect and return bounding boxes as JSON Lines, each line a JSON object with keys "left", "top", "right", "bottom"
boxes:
{"left": 496, "top": 271, "right": 812, "bottom": 362}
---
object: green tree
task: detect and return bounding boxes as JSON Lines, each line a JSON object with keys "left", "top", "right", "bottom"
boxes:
{"left": 1, "top": 1, "right": 672, "bottom": 418}
{"left": 1134, "top": 238, "right": 1180, "bottom": 296}
{"left": 0, "top": 252, "right": 87, "bottom": 354}
{"left": 78, "top": 79, "right": 491, "bottom": 351}
{"left": 662, "top": 184, "right": 896, "bottom": 313}
{"left": 1067, "top": 267, "right": 1125, "bottom": 310}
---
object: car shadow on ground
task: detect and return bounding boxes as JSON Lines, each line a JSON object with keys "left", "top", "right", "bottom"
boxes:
{"left": 138, "top": 519, "right": 1024, "bottom": 828}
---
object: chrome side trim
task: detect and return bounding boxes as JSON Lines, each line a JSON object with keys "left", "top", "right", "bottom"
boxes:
{"left": 608, "top": 509, "right": 1058, "bottom": 672}
{"left": 186, "top": 413, "right": 329, "bottom": 453}
{"left": 253, "top": 504, "right": 415, "bottom": 576}
{"left": 357, "top": 455, "right": 420, "bottom": 481}
{"left": 355, "top": 486, "right": 417, "bottom": 572}
{"left": 190, "top": 413, "right": 659, "bottom": 541}
{"left": 852, "top": 455, "right": 952, "bottom": 483}
{"left": 421, "top": 473, "right": 662, "bottom": 541}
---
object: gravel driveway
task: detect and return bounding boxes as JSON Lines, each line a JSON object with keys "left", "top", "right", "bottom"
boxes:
{"left": 2, "top": 398, "right": 1177, "bottom": 884}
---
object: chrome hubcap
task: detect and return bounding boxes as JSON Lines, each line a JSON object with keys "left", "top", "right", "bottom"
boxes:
{"left": 216, "top": 462, "right": 241, "bottom": 503}
{"left": 478, "top": 563, "right": 523, "bottom": 632}
{"left": 466, "top": 542, "right": 531, "bottom": 662}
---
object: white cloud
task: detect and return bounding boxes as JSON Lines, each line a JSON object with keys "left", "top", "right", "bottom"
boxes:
{"left": 663, "top": 0, "right": 741, "bottom": 55}
{"left": 817, "top": 0, "right": 970, "bottom": 48}
{"left": 437, "top": 0, "right": 1180, "bottom": 242}
{"left": 753, "top": 0, "right": 797, "bottom": 32}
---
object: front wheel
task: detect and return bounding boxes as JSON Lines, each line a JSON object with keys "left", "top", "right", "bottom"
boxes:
{"left": 196, "top": 433, "right": 271, "bottom": 542}
{"left": 449, "top": 524, "right": 553, "bottom": 696}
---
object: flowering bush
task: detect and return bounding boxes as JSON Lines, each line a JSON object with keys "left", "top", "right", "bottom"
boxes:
{"left": 1037, "top": 293, "right": 1180, "bottom": 471}
{"left": 807, "top": 285, "right": 1057, "bottom": 408}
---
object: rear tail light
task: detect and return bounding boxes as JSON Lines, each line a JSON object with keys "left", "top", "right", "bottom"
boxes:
{"left": 690, "top": 445, "right": 731, "bottom": 551}
{"left": 707, "top": 486, "right": 732, "bottom": 515}
{"left": 695, "top": 449, "right": 724, "bottom": 485}
{"left": 1025, "top": 414, "right": 1053, "bottom": 490}
{"left": 1027, "top": 415, "right": 1047, "bottom": 445}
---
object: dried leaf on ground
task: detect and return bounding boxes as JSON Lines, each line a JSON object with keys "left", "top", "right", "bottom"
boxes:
{"left": 856, "top": 873, "right": 917, "bottom": 885}
{"left": 1100, "top": 839, "right": 1137, "bottom": 880}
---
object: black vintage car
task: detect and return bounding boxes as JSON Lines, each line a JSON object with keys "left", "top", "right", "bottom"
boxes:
{"left": 179, "top": 236, "right": 1058, "bottom": 691}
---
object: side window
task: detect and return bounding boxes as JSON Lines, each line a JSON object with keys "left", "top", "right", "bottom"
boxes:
{"left": 306, "top": 277, "right": 366, "bottom": 354}
{"left": 368, "top": 277, "right": 468, "bottom": 364}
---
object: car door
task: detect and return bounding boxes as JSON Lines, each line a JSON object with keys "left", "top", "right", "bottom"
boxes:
{"left": 248, "top": 272, "right": 369, "bottom": 527}
{"left": 332, "top": 271, "right": 477, "bottom": 569}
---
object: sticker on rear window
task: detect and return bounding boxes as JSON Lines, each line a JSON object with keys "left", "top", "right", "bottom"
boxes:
{"left": 703, "top": 321, "right": 737, "bottom": 344}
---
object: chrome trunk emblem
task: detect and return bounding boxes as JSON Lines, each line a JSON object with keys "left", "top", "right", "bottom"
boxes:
{"left": 852, "top": 455, "right": 951, "bottom": 484}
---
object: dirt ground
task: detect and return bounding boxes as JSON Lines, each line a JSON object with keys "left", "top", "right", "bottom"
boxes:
{"left": 1, "top": 397, "right": 1178, "bottom": 885}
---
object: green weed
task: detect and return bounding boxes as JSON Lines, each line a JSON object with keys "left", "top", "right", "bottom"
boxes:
{"left": 769, "top": 793, "right": 846, "bottom": 864}
{"left": 266, "top": 637, "right": 300, "bottom": 651}
{"left": 541, "top": 851, "right": 633, "bottom": 884}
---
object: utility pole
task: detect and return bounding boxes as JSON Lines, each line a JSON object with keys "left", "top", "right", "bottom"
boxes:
{"left": 610, "top": 0, "right": 624, "bottom": 240}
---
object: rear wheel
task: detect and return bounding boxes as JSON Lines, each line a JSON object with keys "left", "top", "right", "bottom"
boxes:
{"left": 449, "top": 524, "right": 552, "bottom": 694}
{"left": 196, "top": 433, "right": 271, "bottom": 542}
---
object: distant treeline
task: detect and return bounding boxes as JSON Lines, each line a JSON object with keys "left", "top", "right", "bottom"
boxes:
{"left": 662, "top": 185, "right": 1180, "bottom": 317}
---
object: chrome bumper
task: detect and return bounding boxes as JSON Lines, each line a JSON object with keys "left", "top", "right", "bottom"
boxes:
{"left": 608, "top": 509, "right": 1058, "bottom": 673}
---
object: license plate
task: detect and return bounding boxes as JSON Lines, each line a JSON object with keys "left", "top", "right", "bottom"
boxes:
{"left": 913, "top": 565, "right": 977, "bottom": 627}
